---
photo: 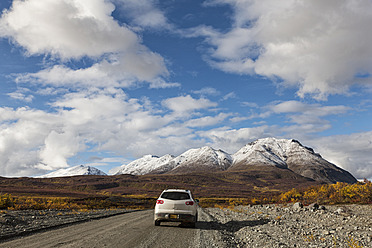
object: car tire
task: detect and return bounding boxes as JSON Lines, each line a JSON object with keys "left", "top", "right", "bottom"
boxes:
{"left": 155, "top": 220, "right": 160, "bottom": 226}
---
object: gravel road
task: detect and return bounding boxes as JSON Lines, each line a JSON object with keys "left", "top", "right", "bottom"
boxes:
{"left": 0, "top": 204, "right": 371, "bottom": 247}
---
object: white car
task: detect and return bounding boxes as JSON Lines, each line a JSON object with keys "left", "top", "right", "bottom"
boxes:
{"left": 154, "top": 189, "right": 198, "bottom": 227}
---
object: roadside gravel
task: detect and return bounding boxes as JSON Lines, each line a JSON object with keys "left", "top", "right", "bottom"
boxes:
{"left": 201, "top": 204, "right": 372, "bottom": 247}
{"left": 0, "top": 209, "right": 132, "bottom": 241}
{"left": 1, "top": 204, "right": 371, "bottom": 247}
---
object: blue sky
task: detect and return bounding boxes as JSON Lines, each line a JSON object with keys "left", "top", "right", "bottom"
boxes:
{"left": 0, "top": 0, "right": 371, "bottom": 179}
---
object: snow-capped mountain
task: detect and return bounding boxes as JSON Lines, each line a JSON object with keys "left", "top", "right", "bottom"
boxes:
{"left": 113, "top": 138, "right": 356, "bottom": 184}
{"left": 38, "top": 165, "right": 107, "bottom": 178}
{"left": 167, "top": 146, "right": 233, "bottom": 174}
{"left": 114, "top": 154, "right": 174, "bottom": 175}
{"left": 230, "top": 138, "right": 356, "bottom": 183}
{"left": 114, "top": 147, "right": 232, "bottom": 175}
{"left": 232, "top": 138, "right": 318, "bottom": 169}
{"left": 232, "top": 137, "right": 291, "bottom": 168}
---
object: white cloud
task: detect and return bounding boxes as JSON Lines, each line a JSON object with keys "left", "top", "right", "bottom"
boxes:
{"left": 192, "top": 87, "right": 221, "bottom": 96}
{"left": 198, "top": 0, "right": 372, "bottom": 99}
{"left": 0, "top": 91, "right": 223, "bottom": 176}
{"left": 241, "top": 102, "right": 259, "bottom": 108}
{"left": 221, "top": 92, "right": 236, "bottom": 101}
{"left": 0, "top": 92, "right": 369, "bottom": 179}
{"left": 0, "top": 107, "right": 62, "bottom": 175}
{"left": 148, "top": 78, "right": 180, "bottom": 89}
{"left": 185, "top": 113, "right": 230, "bottom": 127}
{"left": 38, "top": 130, "right": 83, "bottom": 170}
{"left": 7, "top": 92, "right": 33, "bottom": 102}
{"left": 197, "top": 126, "right": 271, "bottom": 153}
{"left": 87, "top": 157, "right": 126, "bottom": 169}
{"left": 263, "top": 100, "right": 350, "bottom": 126}
{"left": 16, "top": 51, "right": 171, "bottom": 89}
{"left": 162, "top": 95, "right": 217, "bottom": 113}
{"left": 1, "top": 0, "right": 171, "bottom": 90}
{"left": 307, "top": 132, "right": 372, "bottom": 180}
{"left": 114, "top": 0, "right": 171, "bottom": 30}
{"left": 0, "top": 0, "right": 138, "bottom": 59}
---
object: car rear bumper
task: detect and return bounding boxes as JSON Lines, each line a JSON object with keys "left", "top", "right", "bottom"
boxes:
{"left": 154, "top": 213, "right": 196, "bottom": 223}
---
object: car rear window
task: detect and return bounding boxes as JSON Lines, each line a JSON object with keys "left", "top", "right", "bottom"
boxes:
{"left": 161, "top": 192, "right": 190, "bottom": 200}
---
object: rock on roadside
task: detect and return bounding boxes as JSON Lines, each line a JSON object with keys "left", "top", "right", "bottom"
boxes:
{"left": 200, "top": 204, "right": 372, "bottom": 247}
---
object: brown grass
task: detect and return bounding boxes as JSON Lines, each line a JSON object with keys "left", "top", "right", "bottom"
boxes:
{"left": 1, "top": 173, "right": 369, "bottom": 211}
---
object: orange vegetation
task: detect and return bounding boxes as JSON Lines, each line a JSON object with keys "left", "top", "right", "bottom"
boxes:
{"left": 280, "top": 179, "right": 372, "bottom": 205}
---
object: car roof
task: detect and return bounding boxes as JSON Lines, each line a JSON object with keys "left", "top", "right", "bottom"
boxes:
{"left": 162, "top": 189, "right": 190, "bottom": 193}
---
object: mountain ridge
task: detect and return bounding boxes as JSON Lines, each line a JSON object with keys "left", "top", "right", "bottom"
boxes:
{"left": 114, "top": 138, "right": 356, "bottom": 184}
{"left": 37, "top": 165, "right": 107, "bottom": 178}
{"left": 37, "top": 138, "right": 357, "bottom": 184}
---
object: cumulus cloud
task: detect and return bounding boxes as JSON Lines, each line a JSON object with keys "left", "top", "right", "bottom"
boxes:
{"left": 162, "top": 95, "right": 217, "bottom": 114}
{"left": 197, "top": 0, "right": 372, "bottom": 99}
{"left": 0, "top": 0, "right": 137, "bottom": 59}
{"left": 0, "top": 107, "right": 62, "bottom": 175}
{"left": 16, "top": 51, "right": 171, "bottom": 89}
{"left": 307, "top": 132, "right": 372, "bottom": 180}
{"left": 185, "top": 113, "right": 230, "bottom": 128}
{"left": 192, "top": 87, "right": 221, "bottom": 96}
{"left": 197, "top": 126, "right": 272, "bottom": 153}
{"left": 7, "top": 92, "right": 33, "bottom": 102}
{"left": 260, "top": 100, "right": 350, "bottom": 130}
{"left": 233, "top": 100, "right": 351, "bottom": 138}
{"left": 0, "top": 0, "right": 370, "bottom": 181}
{"left": 0, "top": 0, "right": 171, "bottom": 89}
{"left": 269, "top": 100, "right": 349, "bottom": 119}
{"left": 1, "top": 91, "right": 369, "bottom": 178}
{"left": 0, "top": 91, "right": 224, "bottom": 176}
{"left": 114, "top": 0, "right": 171, "bottom": 30}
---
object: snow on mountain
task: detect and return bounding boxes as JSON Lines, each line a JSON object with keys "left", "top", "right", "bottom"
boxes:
{"left": 114, "top": 147, "right": 232, "bottom": 175}
{"left": 232, "top": 138, "right": 314, "bottom": 168}
{"left": 112, "top": 137, "right": 356, "bottom": 183}
{"left": 114, "top": 154, "right": 175, "bottom": 175}
{"left": 231, "top": 138, "right": 356, "bottom": 183}
{"left": 168, "top": 146, "right": 233, "bottom": 174}
{"left": 38, "top": 165, "right": 107, "bottom": 178}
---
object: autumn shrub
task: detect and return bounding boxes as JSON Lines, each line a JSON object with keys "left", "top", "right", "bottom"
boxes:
{"left": 279, "top": 179, "right": 372, "bottom": 205}
{"left": 8, "top": 197, "right": 82, "bottom": 210}
{"left": 1, "top": 194, "right": 157, "bottom": 210}
{"left": 0, "top": 194, "right": 13, "bottom": 209}
{"left": 280, "top": 188, "right": 302, "bottom": 202}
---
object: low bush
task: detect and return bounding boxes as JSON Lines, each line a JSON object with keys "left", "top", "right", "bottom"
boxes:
{"left": 279, "top": 179, "right": 372, "bottom": 205}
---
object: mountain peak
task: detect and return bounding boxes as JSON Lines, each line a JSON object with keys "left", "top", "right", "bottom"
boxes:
{"left": 114, "top": 154, "right": 174, "bottom": 175}
{"left": 38, "top": 165, "right": 107, "bottom": 178}
{"left": 168, "top": 146, "right": 232, "bottom": 174}
{"left": 231, "top": 137, "right": 355, "bottom": 183}
{"left": 113, "top": 137, "right": 356, "bottom": 184}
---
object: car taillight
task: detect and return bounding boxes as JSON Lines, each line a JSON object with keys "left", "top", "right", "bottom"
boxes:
{"left": 185, "top": 201, "right": 194, "bottom": 206}
{"left": 156, "top": 200, "right": 164, "bottom": 204}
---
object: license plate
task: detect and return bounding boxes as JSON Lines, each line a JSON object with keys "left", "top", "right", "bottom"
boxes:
{"left": 169, "top": 214, "right": 178, "bottom": 219}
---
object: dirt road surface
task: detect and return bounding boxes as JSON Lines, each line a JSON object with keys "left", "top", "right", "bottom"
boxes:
{"left": 3, "top": 204, "right": 368, "bottom": 247}
{"left": 0, "top": 208, "right": 231, "bottom": 248}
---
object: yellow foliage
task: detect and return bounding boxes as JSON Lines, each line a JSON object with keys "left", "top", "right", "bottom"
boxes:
{"left": 280, "top": 188, "right": 302, "bottom": 202}
{"left": 279, "top": 180, "right": 372, "bottom": 205}
{"left": 0, "top": 193, "right": 13, "bottom": 209}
